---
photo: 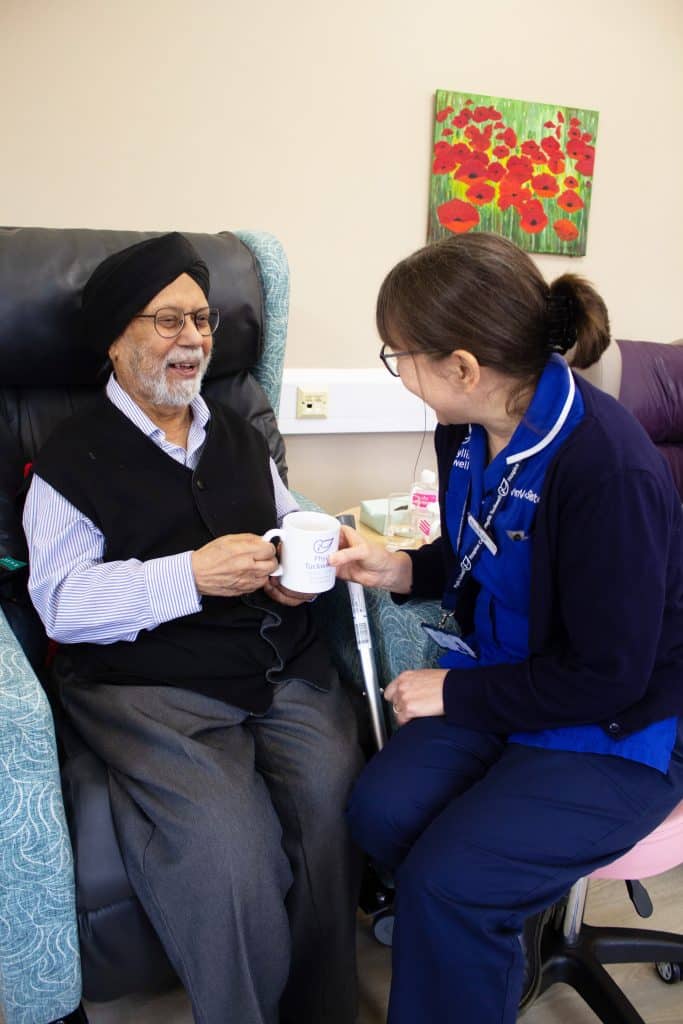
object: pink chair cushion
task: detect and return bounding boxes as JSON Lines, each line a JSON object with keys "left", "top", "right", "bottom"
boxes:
{"left": 591, "top": 800, "right": 683, "bottom": 880}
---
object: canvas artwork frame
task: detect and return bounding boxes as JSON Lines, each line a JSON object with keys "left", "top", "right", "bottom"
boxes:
{"left": 428, "top": 89, "right": 599, "bottom": 255}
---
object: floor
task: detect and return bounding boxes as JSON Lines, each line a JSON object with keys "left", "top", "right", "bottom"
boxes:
{"left": 69, "top": 868, "right": 682, "bottom": 1023}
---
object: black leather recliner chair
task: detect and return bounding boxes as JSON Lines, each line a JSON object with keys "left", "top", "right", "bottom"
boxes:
{"left": 0, "top": 226, "right": 297, "bottom": 1008}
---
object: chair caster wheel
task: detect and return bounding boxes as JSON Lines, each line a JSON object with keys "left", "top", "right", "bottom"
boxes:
{"left": 372, "top": 909, "right": 395, "bottom": 946}
{"left": 656, "top": 961, "right": 682, "bottom": 984}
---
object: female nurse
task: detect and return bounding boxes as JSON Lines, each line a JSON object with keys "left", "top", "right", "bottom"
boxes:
{"left": 329, "top": 233, "right": 683, "bottom": 1024}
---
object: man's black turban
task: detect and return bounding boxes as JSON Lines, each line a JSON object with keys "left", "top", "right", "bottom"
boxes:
{"left": 82, "top": 232, "right": 210, "bottom": 360}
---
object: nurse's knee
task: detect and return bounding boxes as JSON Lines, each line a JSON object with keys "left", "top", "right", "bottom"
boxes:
{"left": 346, "top": 762, "right": 413, "bottom": 868}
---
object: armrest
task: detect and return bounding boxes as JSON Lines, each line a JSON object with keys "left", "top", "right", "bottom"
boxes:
{"left": 0, "top": 606, "right": 81, "bottom": 1024}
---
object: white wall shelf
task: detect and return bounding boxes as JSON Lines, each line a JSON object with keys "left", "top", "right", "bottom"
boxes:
{"left": 278, "top": 368, "right": 437, "bottom": 435}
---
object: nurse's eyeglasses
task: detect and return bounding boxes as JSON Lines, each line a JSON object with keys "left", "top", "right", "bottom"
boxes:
{"left": 379, "top": 343, "right": 442, "bottom": 377}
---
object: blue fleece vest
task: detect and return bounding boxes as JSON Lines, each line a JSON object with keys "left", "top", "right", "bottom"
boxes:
{"left": 440, "top": 355, "right": 676, "bottom": 773}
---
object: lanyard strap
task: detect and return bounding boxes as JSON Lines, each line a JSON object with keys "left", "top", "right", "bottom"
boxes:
{"left": 442, "top": 460, "right": 521, "bottom": 618}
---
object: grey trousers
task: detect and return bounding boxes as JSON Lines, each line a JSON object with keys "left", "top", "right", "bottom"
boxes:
{"left": 60, "top": 675, "right": 364, "bottom": 1024}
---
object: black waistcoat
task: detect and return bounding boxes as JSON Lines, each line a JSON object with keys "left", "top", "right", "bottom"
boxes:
{"left": 34, "top": 394, "right": 331, "bottom": 711}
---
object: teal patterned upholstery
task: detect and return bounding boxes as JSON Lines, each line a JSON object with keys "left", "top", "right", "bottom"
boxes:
{"left": 234, "top": 231, "right": 289, "bottom": 417}
{"left": 0, "top": 607, "right": 80, "bottom": 1024}
{"left": 315, "top": 582, "right": 442, "bottom": 701}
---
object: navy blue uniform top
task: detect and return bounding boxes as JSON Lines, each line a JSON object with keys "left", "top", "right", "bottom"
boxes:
{"left": 401, "top": 360, "right": 683, "bottom": 762}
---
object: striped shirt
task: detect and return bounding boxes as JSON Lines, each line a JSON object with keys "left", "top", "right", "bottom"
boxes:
{"left": 23, "top": 375, "right": 298, "bottom": 645}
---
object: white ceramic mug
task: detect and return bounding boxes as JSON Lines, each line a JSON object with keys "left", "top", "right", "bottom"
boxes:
{"left": 263, "top": 510, "right": 341, "bottom": 593}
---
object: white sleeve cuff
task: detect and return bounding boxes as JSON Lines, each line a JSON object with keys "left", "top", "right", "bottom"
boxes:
{"left": 144, "top": 551, "right": 202, "bottom": 626}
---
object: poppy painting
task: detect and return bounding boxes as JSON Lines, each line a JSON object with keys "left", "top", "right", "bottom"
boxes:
{"left": 428, "top": 89, "right": 599, "bottom": 255}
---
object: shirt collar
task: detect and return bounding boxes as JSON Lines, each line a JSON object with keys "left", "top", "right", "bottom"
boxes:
{"left": 504, "top": 355, "right": 575, "bottom": 466}
{"left": 105, "top": 373, "right": 211, "bottom": 438}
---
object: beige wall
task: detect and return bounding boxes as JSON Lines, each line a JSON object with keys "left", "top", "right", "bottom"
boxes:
{"left": 2, "top": 0, "right": 682, "bottom": 510}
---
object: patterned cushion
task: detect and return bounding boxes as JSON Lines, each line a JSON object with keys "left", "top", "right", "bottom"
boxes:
{"left": 0, "top": 608, "right": 80, "bottom": 1024}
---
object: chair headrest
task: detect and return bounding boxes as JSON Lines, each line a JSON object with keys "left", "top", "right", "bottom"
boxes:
{"left": 0, "top": 227, "right": 263, "bottom": 388}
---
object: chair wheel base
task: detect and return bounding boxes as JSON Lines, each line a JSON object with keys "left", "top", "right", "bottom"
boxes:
{"left": 656, "top": 960, "right": 682, "bottom": 984}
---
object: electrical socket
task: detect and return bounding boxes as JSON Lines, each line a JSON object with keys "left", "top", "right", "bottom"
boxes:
{"left": 296, "top": 387, "right": 328, "bottom": 418}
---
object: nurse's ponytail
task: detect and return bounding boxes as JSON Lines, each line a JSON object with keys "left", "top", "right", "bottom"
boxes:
{"left": 547, "top": 274, "right": 610, "bottom": 369}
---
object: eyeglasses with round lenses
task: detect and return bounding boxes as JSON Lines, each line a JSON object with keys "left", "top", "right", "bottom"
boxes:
{"left": 134, "top": 306, "right": 220, "bottom": 340}
{"left": 379, "top": 342, "right": 442, "bottom": 377}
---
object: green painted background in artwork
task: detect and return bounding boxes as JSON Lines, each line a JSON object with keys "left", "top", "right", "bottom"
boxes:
{"left": 428, "top": 89, "right": 599, "bottom": 256}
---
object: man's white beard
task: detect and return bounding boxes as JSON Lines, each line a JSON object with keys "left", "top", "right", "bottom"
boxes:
{"left": 132, "top": 346, "right": 212, "bottom": 407}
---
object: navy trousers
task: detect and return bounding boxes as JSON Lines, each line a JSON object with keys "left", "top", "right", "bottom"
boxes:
{"left": 347, "top": 717, "right": 683, "bottom": 1024}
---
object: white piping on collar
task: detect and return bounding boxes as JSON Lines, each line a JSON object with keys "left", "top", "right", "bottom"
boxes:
{"left": 505, "top": 362, "right": 576, "bottom": 465}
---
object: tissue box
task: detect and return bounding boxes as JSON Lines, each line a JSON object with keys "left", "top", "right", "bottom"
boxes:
{"left": 360, "top": 495, "right": 410, "bottom": 536}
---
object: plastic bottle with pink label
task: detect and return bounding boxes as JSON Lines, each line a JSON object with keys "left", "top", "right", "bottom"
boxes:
{"left": 409, "top": 469, "right": 440, "bottom": 543}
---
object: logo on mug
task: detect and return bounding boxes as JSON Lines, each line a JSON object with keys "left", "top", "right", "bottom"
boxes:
{"left": 313, "top": 537, "right": 335, "bottom": 554}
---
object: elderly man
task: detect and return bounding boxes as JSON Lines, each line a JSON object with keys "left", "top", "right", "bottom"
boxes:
{"left": 23, "top": 233, "right": 362, "bottom": 1024}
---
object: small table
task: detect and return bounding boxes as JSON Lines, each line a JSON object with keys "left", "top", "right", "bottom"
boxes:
{"left": 339, "top": 507, "right": 424, "bottom": 550}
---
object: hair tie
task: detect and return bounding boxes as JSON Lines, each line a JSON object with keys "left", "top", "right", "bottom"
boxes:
{"left": 547, "top": 293, "right": 577, "bottom": 354}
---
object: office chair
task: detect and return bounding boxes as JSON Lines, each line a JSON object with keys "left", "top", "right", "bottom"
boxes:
{"left": 522, "top": 797, "right": 683, "bottom": 1022}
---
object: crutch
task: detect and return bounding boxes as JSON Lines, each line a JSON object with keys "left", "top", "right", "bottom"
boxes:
{"left": 336, "top": 513, "right": 395, "bottom": 942}
{"left": 336, "top": 512, "right": 387, "bottom": 751}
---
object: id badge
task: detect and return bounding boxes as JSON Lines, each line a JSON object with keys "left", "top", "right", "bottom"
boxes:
{"left": 420, "top": 623, "right": 478, "bottom": 660}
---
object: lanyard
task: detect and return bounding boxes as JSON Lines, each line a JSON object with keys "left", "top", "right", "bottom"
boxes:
{"left": 440, "top": 460, "right": 521, "bottom": 625}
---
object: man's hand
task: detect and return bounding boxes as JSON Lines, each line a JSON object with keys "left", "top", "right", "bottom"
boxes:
{"left": 384, "top": 669, "right": 447, "bottom": 726}
{"left": 263, "top": 576, "right": 318, "bottom": 608}
{"left": 191, "top": 534, "right": 279, "bottom": 597}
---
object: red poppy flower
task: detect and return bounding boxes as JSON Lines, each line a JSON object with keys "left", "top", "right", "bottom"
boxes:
{"left": 556, "top": 190, "right": 584, "bottom": 212}
{"left": 553, "top": 219, "right": 579, "bottom": 242}
{"left": 486, "top": 161, "right": 506, "bottom": 182}
{"left": 452, "top": 113, "right": 469, "bottom": 129}
{"left": 566, "top": 138, "right": 587, "bottom": 160}
{"left": 547, "top": 157, "right": 566, "bottom": 175}
{"left": 501, "top": 127, "right": 517, "bottom": 148}
{"left": 452, "top": 143, "right": 471, "bottom": 162}
{"left": 473, "top": 105, "right": 502, "bottom": 122}
{"left": 575, "top": 147, "right": 595, "bottom": 176}
{"left": 569, "top": 116, "right": 580, "bottom": 127}
{"left": 465, "top": 99, "right": 473, "bottom": 105}
{"left": 455, "top": 159, "right": 490, "bottom": 183}
{"left": 531, "top": 173, "right": 559, "bottom": 198}
{"left": 521, "top": 139, "right": 543, "bottom": 157}
{"left": 466, "top": 182, "right": 496, "bottom": 206}
{"left": 493, "top": 145, "right": 509, "bottom": 159}
{"left": 544, "top": 120, "right": 555, "bottom": 129}
{"left": 469, "top": 150, "right": 489, "bottom": 165}
{"left": 569, "top": 126, "right": 581, "bottom": 140}
{"left": 582, "top": 132, "right": 593, "bottom": 142}
{"left": 464, "top": 125, "right": 492, "bottom": 152}
{"left": 555, "top": 125, "right": 562, "bottom": 140}
{"left": 441, "top": 128, "right": 453, "bottom": 136}
{"left": 506, "top": 155, "right": 533, "bottom": 182}
{"left": 564, "top": 175, "right": 579, "bottom": 188}
{"left": 436, "top": 106, "right": 454, "bottom": 123}
{"left": 437, "top": 198, "right": 479, "bottom": 233}
{"left": 541, "top": 135, "right": 561, "bottom": 155}
{"left": 557, "top": 111, "right": 565, "bottom": 123}
{"left": 518, "top": 199, "right": 548, "bottom": 234}
{"left": 432, "top": 146, "right": 460, "bottom": 174}
{"left": 498, "top": 179, "right": 532, "bottom": 211}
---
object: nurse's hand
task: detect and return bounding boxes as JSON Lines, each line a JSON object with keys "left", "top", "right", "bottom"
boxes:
{"left": 384, "top": 670, "right": 447, "bottom": 726}
{"left": 328, "top": 525, "right": 413, "bottom": 593}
